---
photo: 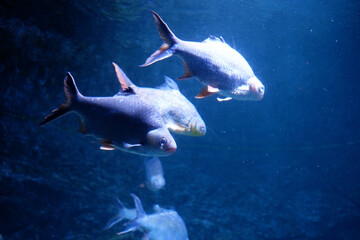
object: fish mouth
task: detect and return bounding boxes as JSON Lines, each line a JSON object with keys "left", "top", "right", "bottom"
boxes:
{"left": 248, "top": 85, "right": 264, "bottom": 101}
{"left": 165, "top": 147, "right": 177, "bottom": 153}
{"left": 255, "top": 93, "right": 264, "bottom": 100}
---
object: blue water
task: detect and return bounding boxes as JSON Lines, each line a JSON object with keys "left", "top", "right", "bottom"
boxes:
{"left": 1, "top": 0, "right": 360, "bottom": 239}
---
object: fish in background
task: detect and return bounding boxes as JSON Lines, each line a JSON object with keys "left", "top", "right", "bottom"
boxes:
{"left": 144, "top": 156, "right": 165, "bottom": 191}
{"left": 141, "top": 11, "right": 265, "bottom": 102}
{"left": 39, "top": 73, "right": 177, "bottom": 156}
{"left": 105, "top": 194, "right": 189, "bottom": 240}
{"left": 113, "top": 62, "right": 206, "bottom": 136}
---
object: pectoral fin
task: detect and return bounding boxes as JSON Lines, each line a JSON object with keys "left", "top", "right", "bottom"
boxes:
{"left": 217, "top": 97, "right": 232, "bottom": 102}
{"left": 195, "top": 86, "right": 220, "bottom": 99}
{"left": 123, "top": 142, "right": 142, "bottom": 149}
{"left": 171, "top": 123, "right": 190, "bottom": 132}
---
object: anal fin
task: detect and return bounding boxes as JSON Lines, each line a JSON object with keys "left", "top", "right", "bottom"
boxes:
{"left": 195, "top": 85, "right": 220, "bottom": 99}
{"left": 123, "top": 142, "right": 142, "bottom": 149}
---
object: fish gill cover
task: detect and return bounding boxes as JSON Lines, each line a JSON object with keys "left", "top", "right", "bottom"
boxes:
{"left": 1, "top": 0, "right": 360, "bottom": 239}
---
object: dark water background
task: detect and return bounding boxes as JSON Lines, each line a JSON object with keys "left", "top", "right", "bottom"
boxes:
{"left": 1, "top": 0, "right": 360, "bottom": 239}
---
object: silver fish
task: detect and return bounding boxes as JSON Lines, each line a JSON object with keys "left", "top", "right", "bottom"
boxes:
{"left": 144, "top": 157, "right": 165, "bottom": 191}
{"left": 39, "top": 73, "right": 176, "bottom": 156}
{"left": 108, "top": 194, "right": 189, "bottom": 240}
{"left": 113, "top": 62, "right": 206, "bottom": 136}
{"left": 141, "top": 11, "right": 265, "bottom": 102}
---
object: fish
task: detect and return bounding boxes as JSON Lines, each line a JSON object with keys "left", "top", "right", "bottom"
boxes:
{"left": 107, "top": 194, "right": 189, "bottom": 240}
{"left": 144, "top": 157, "right": 165, "bottom": 191}
{"left": 39, "top": 72, "right": 177, "bottom": 156}
{"left": 113, "top": 62, "right": 206, "bottom": 136}
{"left": 141, "top": 11, "right": 265, "bottom": 102}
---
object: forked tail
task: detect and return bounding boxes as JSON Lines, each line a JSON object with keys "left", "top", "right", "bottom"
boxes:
{"left": 140, "top": 11, "right": 179, "bottom": 67}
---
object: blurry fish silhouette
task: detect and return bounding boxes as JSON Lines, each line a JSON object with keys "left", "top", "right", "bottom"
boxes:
{"left": 142, "top": 11, "right": 265, "bottom": 102}
{"left": 113, "top": 62, "right": 206, "bottom": 136}
{"left": 39, "top": 73, "right": 176, "bottom": 156}
{"left": 144, "top": 156, "right": 165, "bottom": 191}
{"left": 106, "top": 194, "right": 189, "bottom": 240}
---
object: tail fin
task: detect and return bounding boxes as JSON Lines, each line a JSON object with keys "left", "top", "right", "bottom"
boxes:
{"left": 39, "top": 72, "right": 79, "bottom": 126}
{"left": 151, "top": 11, "right": 177, "bottom": 46}
{"left": 104, "top": 197, "right": 137, "bottom": 230}
{"left": 140, "top": 11, "right": 178, "bottom": 67}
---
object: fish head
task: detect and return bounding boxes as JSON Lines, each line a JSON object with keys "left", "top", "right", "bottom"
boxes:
{"left": 146, "top": 127, "right": 177, "bottom": 156}
{"left": 189, "top": 118, "right": 207, "bottom": 136}
{"left": 147, "top": 174, "right": 166, "bottom": 191}
{"left": 247, "top": 76, "right": 265, "bottom": 100}
{"left": 232, "top": 76, "right": 265, "bottom": 101}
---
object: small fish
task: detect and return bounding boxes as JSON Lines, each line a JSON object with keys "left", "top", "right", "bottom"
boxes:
{"left": 144, "top": 157, "right": 165, "bottom": 191}
{"left": 107, "top": 194, "right": 189, "bottom": 240}
{"left": 39, "top": 73, "right": 176, "bottom": 156}
{"left": 113, "top": 62, "right": 206, "bottom": 136}
{"left": 141, "top": 11, "right": 265, "bottom": 102}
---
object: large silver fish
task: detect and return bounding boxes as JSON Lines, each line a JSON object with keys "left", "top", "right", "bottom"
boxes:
{"left": 144, "top": 156, "right": 165, "bottom": 192}
{"left": 113, "top": 62, "right": 206, "bottom": 136}
{"left": 106, "top": 194, "right": 189, "bottom": 240}
{"left": 39, "top": 73, "right": 176, "bottom": 156}
{"left": 141, "top": 11, "right": 265, "bottom": 102}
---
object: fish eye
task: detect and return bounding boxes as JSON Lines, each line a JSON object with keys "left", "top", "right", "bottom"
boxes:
{"left": 200, "top": 125, "right": 206, "bottom": 132}
{"left": 159, "top": 137, "right": 167, "bottom": 146}
{"left": 259, "top": 86, "right": 265, "bottom": 93}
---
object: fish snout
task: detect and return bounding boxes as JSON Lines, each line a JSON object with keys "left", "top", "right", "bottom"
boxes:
{"left": 165, "top": 145, "right": 177, "bottom": 153}
{"left": 249, "top": 77, "right": 265, "bottom": 100}
{"left": 147, "top": 128, "right": 177, "bottom": 155}
{"left": 150, "top": 175, "right": 166, "bottom": 190}
{"left": 191, "top": 121, "right": 206, "bottom": 136}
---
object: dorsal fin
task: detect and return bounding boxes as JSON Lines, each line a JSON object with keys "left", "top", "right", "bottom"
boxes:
{"left": 112, "top": 62, "right": 135, "bottom": 90}
{"left": 157, "top": 76, "right": 179, "bottom": 91}
{"left": 115, "top": 87, "right": 136, "bottom": 96}
{"left": 130, "top": 193, "right": 146, "bottom": 218}
{"left": 202, "top": 35, "right": 225, "bottom": 43}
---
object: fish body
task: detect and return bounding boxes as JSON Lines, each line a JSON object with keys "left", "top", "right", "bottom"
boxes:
{"left": 142, "top": 11, "right": 265, "bottom": 101}
{"left": 113, "top": 62, "right": 206, "bottom": 136}
{"left": 144, "top": 157, "right": 165, "bottom": 191}
{"left": 39, "top": 73, "right": 176, "bottom": 156}
{"left": 113, "top": 194, "right": 189, "bottom": 240}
